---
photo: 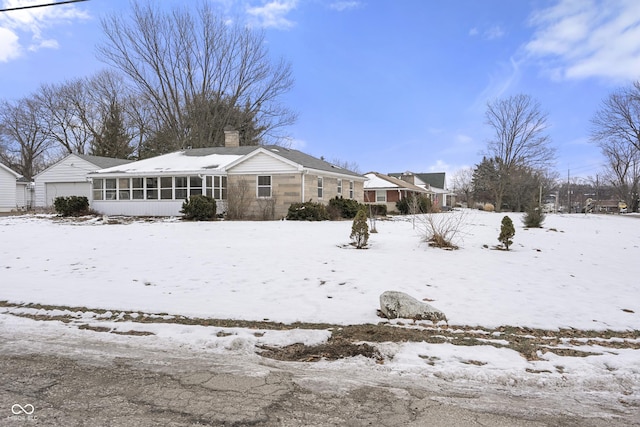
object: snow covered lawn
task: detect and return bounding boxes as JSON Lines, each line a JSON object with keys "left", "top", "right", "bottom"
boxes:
{"left": 1, "top": 211, "right": 639, "bottom": 417}
{"left": 1, "top": 210, "right": 638, "bottom": 330}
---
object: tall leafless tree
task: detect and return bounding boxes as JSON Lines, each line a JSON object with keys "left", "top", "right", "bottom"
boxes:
{"left": 0, "top": 97, "right": 52, "bottom": 180}
{"left": 591, "top": 81, "right": 640, "bottom": 210}
{"left": 451, "top": 167, "right": 474, "bottom": 207}
{"left": 591, "top": 81, "right": 640, "bottom": 152}
{"left": 96, "top": 1, "right": 296, "bottom": 152}
{"left": 484, "top": 94, "right": 555, "bottom": 211}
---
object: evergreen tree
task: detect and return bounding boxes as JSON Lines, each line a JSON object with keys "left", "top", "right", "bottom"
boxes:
{"left": 91, "top": 100, "right": 133, "bottom": 159}
{"left": 498, "top": 215, "right": 515, "bottom": 250}
{"left": 350, "top": 209, "right": 369, "bottom": 249}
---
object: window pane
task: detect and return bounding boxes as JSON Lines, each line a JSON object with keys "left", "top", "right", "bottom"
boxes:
{"left": 105, "top": 179, "right": 117, "bottom": 200}
{"left": 258, "top": 187, "right": 271, "bottom": 197}
{"left": 317, "top": 177, "right": 323, "bottom": 198}
{"left": 160, "top": 177, "right": 172, "bottom": 200}
{"left": 258, "top": 175, "right": 271, "bottom": 186}
{"left": 92, "top": 179, "right": 103, "bottom": 201}
{"left": 146, "top": 178, "right": 158, "bottom": 200}
{"left": 337, "top": 179, "right": 342, "bottom": 194}
{"left": 132, "top": 178, "right": 144, "bottom": 200}
{"left": 133, "top": 190, "right": 144, "bottom": 200}
{"left": 189, "top": 176, "right": 202, "bottom": 196}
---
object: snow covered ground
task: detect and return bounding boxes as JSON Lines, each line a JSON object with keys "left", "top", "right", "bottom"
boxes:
{"left": 1, "top": 210, "right": 639, "bottom": 419}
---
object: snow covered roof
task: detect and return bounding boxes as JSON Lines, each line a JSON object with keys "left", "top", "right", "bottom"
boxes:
{"left": 364, "top": 172, "right": 430, "bottom": 193}
{"left": 91, "top": 145, "right": 365, "bottom": 179}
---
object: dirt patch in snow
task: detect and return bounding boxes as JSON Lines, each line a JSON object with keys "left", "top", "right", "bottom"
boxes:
{"left": 2, "top": 301, "right": 639, "bottom": 362}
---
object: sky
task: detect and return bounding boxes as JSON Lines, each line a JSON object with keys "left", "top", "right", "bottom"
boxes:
{"left": 1, "top": 0, "right": 640, "bottom": 182}
{"left": 1, "top": 212, "right": 639, "bottom": 417}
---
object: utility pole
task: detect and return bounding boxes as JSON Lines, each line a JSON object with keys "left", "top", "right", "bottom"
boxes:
{"left": 567, "top": 168, "right": 571, "bottom": 213}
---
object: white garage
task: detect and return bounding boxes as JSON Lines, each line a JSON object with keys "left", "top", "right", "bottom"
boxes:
{"left": 34, "top": 154, "right": 131, "bottom": 208}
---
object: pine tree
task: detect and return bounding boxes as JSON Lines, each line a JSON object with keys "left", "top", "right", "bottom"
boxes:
{"left": 91, "top": 100, "right": 133, "bottom": 159}
{"left": 498, "top": 215, "right": 515, "bottom": 250}
{"left": 350, "top": 209, "right": 369, "bottom": 249}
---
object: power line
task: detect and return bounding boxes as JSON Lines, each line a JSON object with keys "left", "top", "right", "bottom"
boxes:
{"left": 0, "top": 0, "right": 89, "bottom": 13}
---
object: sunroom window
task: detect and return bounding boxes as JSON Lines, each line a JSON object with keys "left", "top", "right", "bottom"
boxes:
{"left": 132, "top": 178, "right": 144, "bottom": 200}
{"left": 118, "top": 178, "right": 130, "bottom": 200}
{"left": 160, "top": 177, "right": 173, "bottom": 200}
{"left": 175, "top": 177, "right": 187, "bottom": 200}
{"left": 146, "top": 177, "right": 158, "bottom": 200}
{"left": 92, "top": 179, "right": 103, "bottom": 201}
{"left": 105, "top": 179, "right": 117, "bottom": 200}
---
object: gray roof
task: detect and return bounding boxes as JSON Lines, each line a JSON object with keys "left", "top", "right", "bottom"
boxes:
{"left": 389, "top": 172, "right": 446, "bottom": 189}
{"left": 76, "top": 154, "right": 133, "bottom": 169}
{"left": 182, "top": 145, "right": 364, "bottom": 178}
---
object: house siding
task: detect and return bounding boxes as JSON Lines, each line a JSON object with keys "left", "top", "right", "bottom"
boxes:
{"left": 229, "top": 151, "right": 299, "bottom": 174}
{"left": 0, "top": 166, "right": 17, "bottom": 212}
{"left": 34, "top": 155, "right": 100, "bottom": 207}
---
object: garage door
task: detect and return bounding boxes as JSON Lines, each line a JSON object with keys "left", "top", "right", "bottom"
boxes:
{"left": 45, "top": 182, "right": 90, "bottom": 206}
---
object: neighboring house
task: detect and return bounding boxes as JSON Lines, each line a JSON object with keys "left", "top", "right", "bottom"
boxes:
{"left": 34, "top": 154, "right": 132, "bottom": 208}
{"left": 388, "top": 171, "right": 454, "bottom": 208}
{"left": 88, "top": 130, "right": 365, "bottom": 219}
{"left": 363, "top": 172, "right": 431, "bottom": 213}
{"left": 0, "top": 163, "right": 23, "bottom": 212}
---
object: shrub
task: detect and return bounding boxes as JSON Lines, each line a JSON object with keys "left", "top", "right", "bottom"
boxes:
{"left": 417, "top": 211, "right": 466, "bottom": 249}
{"left": 498, "top": 215, "right": 515, "bottom": 250}
{"left": 53, "top": 196, "right": 89, "bottom": 217}
{"left": 522, "top": 205, "right": 545, "bottom": 228}
{"left": 483, "top": 203, "right": 495, "bottom": 212}
{"left": 286, "top": 201, "right": 329, "bottom": 221}
{"left": 350, "top": 209, "right": 369, "bottom": 249}
{"left": 180, "top": 195, "right": 217, "bottom": 221}
{"left": 328, "top": 196, "right": 363, "bottom": 219}
{"left": 396, "top": 194, "right": 432, "bottom": 215}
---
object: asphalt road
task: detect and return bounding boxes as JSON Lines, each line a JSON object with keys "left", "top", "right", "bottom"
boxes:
{"left": 1, "top": 328, "right": 638, "bottom": 427}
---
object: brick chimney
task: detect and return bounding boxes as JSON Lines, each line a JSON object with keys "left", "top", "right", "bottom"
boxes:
{"left": 223, "top": 126, "right": 240, "bottom": 148}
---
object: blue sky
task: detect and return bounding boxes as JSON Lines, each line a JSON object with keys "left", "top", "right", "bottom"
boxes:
{"left": 2, "top": 0, "right": 640, "bottom": 182}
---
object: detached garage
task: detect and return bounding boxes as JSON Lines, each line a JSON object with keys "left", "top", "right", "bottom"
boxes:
{"left": 0, "top": 163, "right": 22, "bottom": 212}
{"left": 34, "top": 154, "right": 131, "bottom": 208}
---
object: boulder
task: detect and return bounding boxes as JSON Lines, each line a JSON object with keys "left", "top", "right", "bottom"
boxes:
{"left": 379, "top": 291, "right": 447, "bottom": 323}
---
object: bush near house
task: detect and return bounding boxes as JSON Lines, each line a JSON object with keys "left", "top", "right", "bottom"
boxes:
{"left": 180, "top": 195, "right": 217, "bottom": 221}
{"left": 328, "top": 196, "right": 364, "bottom": 219}
{"left": 53, "top": 196, "right": 90, "bottom": 217}
{"left": 286, "top": 201, "right": 330, "bottom": 221}
{"left": 368, "top": 204, "right": 387, "bottom": 217}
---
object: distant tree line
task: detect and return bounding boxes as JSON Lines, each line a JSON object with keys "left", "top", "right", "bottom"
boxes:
{"left": 0, "top": 2, "right": 296, "bottom": 180}
{"left": 451, "top": 83, "right": 640, "bottom": 213}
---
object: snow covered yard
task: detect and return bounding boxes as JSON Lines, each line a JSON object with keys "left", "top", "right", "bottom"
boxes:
{"left": 1, "top": 210, "right": 639, "bottom": 418}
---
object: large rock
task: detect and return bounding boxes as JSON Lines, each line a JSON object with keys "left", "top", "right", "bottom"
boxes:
{"left": 379, "top": 291, "right": 447, "bottom": 323}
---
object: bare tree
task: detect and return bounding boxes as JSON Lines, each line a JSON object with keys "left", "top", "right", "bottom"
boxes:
{"left": 97, "top": 1, "right": 296, "bottom": 151}
{"left": 484, "top": 94, "right": 555, "bottom": 211}
{"left": 591, "top": 81, "right": 640, "bottom": 210}
{"left": 329, "top": 157, "right": 361, "bottom": 174}
{"left": 0, "top": 97, "right": 52, "bottom": 180}
{"left": 451, "top": 167, "right": 474, "bottom": 207}
{"left": 591, "top": 81, "right": 640, "bottom": 152}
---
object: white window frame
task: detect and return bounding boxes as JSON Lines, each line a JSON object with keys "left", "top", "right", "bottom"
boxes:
{"left": 349, "top": 181, "right": 354, "bottom": 199}
{"left": 337, "top": 179, "right": 342, "bottom": 195}
{"left": 317, "top": 177, "right": 323, "bottom": 199}
{"left": 257, "top": 175, "right": 272, "bottom": 198}
{"left": 376, "top": 190, "right": 386, "bottom": 202}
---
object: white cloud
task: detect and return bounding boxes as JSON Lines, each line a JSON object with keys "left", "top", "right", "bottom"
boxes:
{"left": 246, "top": 0, "right": 298, "bottom": 29}
{"left": 468, "top": 24, "right": 505, "bottom": 40}
{"left": 0, "top": 27, "right": 20, "bottom": 62}
{"left": 0, "top": 0, "right": 89, "bottom": 60}
{"left": 525, "top": 0, "right": 640, "bottom": 82}
{"left": 329, "top": 1, "right": 361, "bottom": 12}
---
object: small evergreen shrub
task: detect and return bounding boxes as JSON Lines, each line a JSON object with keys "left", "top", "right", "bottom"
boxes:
{"left": 396, "top": 194, "right": 432, "bottom": 215}
{"left": 53, "top": 196, "right": 90, "bottom": 217}
{"left": 522, "top": 205, "right": 545, "bottom": 228}
{"left": 328, "top": 196, "right": 363, "bottom": 219}
{"left": 180, "top": 195, "right": 217, "bottom": 221}
{"left": 286, "top": 201, "right": 329, "bottom": 221}
{"left": 498, "top": 215, "right": 515, "bottom": 250}
{"left": 350, "top": 209, "right": 369, "bottom": 248}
